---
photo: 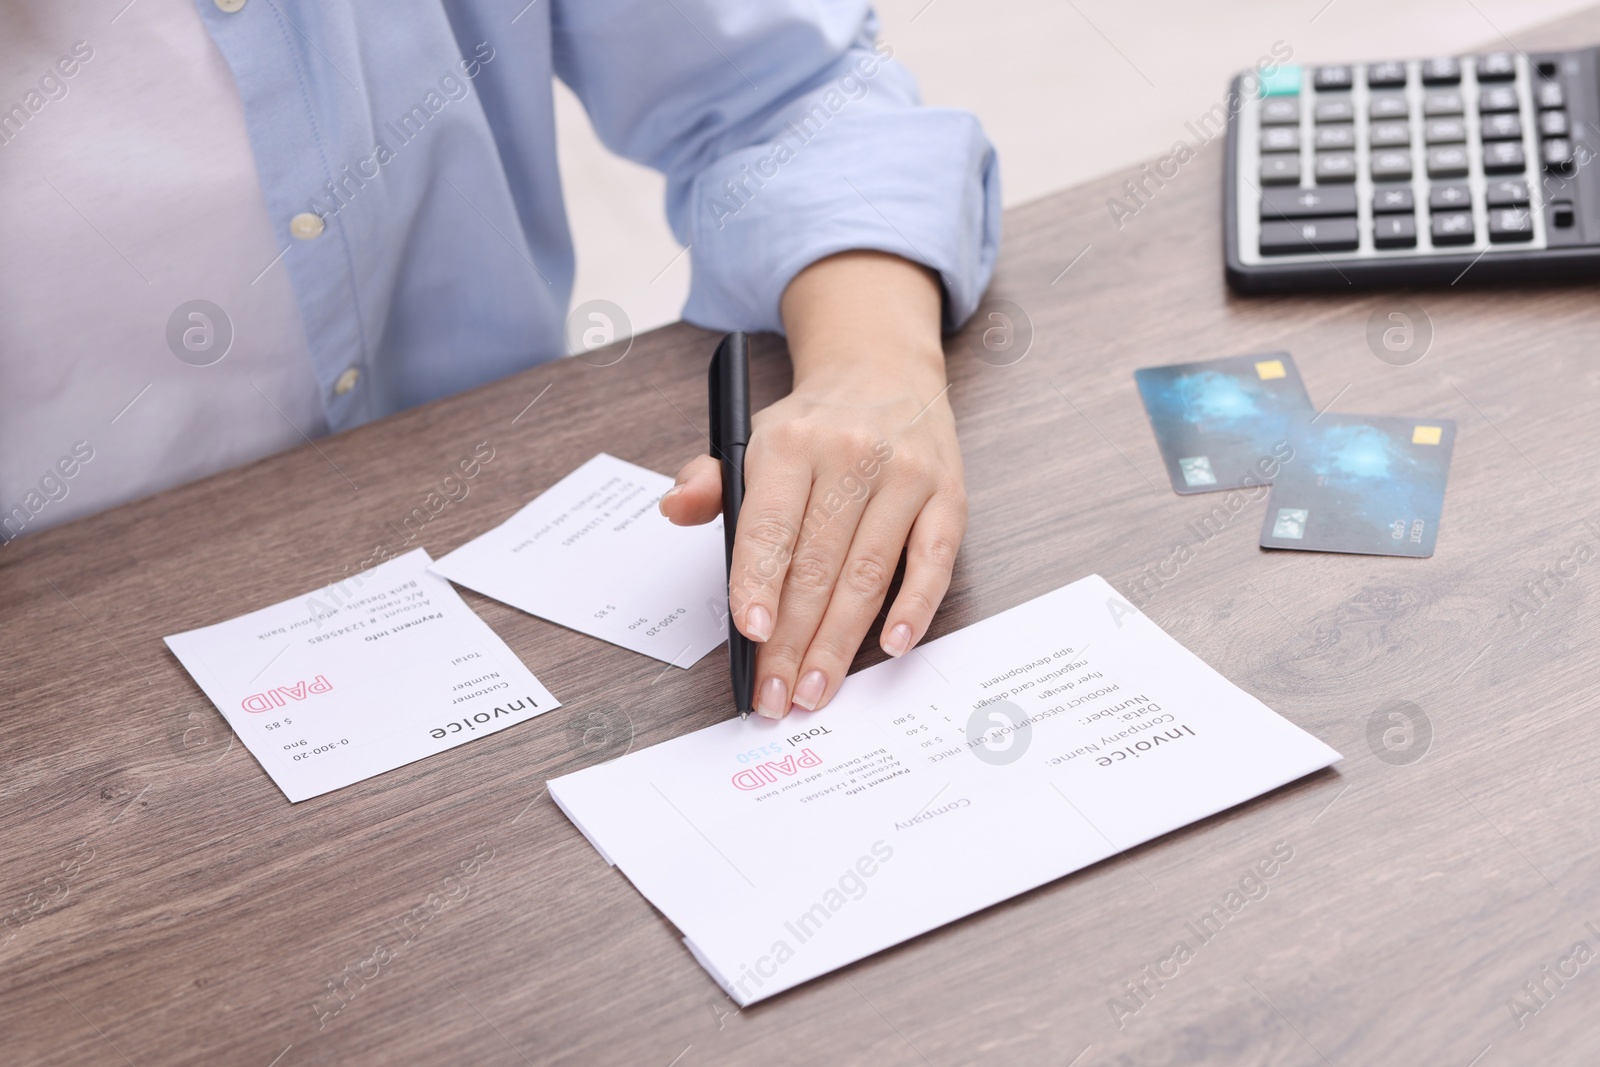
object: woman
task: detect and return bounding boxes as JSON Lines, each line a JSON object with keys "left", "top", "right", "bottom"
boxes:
{"left": 0, "top": 0, "right": 1000, "bottom": 718}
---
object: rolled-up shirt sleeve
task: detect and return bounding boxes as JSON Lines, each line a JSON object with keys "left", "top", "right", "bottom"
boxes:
{"left": 550, "top": 0, "right": 1001, "bottom": 334}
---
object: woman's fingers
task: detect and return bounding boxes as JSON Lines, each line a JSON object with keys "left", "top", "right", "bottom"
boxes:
{"left": 658, "top": 453, "right": 723, "bottom": 525}
{"left": 726, "top": 441, "right": 812, "bottom": 652}
{"left": 879, "top": 487, "right": 966, "bottom": 659}
{"left": 659, "top": 397, "right": 964, "bottom": 719}
{"left": 788, "top": 487, "right": 927, "bottom": 713}
{"left": 751, "top": 466, "right": 875, "bottom": 718}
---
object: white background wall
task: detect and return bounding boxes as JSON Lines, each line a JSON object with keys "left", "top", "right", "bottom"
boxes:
{"left": 553, "top": 0, "right": 1596, "bottom": 337}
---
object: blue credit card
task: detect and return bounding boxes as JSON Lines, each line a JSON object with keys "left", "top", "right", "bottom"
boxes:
{"left": 1260, "top": 414, "right": 1457, "bottom": 557}
{"left": 1134, "top": 352, "right": 1314, "bottom": 494}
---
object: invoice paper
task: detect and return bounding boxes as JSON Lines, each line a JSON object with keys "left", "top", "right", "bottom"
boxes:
{"left": 429, "top": 453, "right": 727, "bottom": 667}
{"left": 549, "top": 575, "right": 1339, "bottom": 1005}
{"left": 165, "top": 548, "right": 558, "bottom": 802}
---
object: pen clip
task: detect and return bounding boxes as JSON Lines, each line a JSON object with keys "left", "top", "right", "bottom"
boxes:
{"left": 708, "top": 332, "right": 750, "bottom": 462}
{"left": 709, "top": 339, "right": 725, "bottom": 461}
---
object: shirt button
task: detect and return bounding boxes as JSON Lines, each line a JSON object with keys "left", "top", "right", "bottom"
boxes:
{"left": 333, "top": 367, "right": 361, "bottom": 395}
{"left": 290, "top": 212, "right": 325, "bottom": 240}
{"left": 214, "top": 0, "right": 246, "bottom": 11}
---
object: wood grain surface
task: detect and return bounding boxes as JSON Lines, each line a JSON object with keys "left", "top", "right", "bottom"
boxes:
{"left": 7, "top": 12, "right": 1600, "bottom": 1066}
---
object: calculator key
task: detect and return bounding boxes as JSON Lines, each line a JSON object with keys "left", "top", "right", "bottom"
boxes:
{"left": 1483, "top": 140, "right": 1526, "bottom": 173}
{"left": 1477, "top": 53, "right": 1516, "bottom": 81}
{"left": 1372, "top": 185, "right": 1415, "bottom": 213}
{"left": 1426, "top": 145, "right": 1470, "bottom": 177}
{"left": 1370, "top": 149, "right": 1413, "bottom": 181}
{"left": 1421, "top": 57, "right": 1461, "bottom": 85}
{"left": 1261, "top": 98, "right": 1301, "bottom": 125}
{"left": 1314, "top": 65, "right": 1354, "bottom": 91}
{"left": 1539, "top": 110, "right": 1570, "bottom": 137}
{"left": 1261, "top": 127, "right": 1301, "bottom": 152}
{"left": 1314, "top": 125, "right": 1355, "bottom": 150}
{"left": 1488, "top": 207, "right": 1535, "bottom": 242}
{"left": 1536, "top": 80, "right": 1565, "bottom": 109}
{"left": 1260, "top": 217, "right": 1359, "bottom": 255}
{"left": 1486, "top": 178, "right": 1531, "bottom": 206}
{"left": 1369, "top": 94, "right": 1409, "bottom": 120}
{"left": 1315, "top": 152, "right": 1357, "bottom": 182}
{"left": 1481, "top": 113, "right": 1523, "bottom": 141}
{"left": 1260, "top": 186, "right": 1358, "bottom": 219}
{"left": 1260, "top": 154, "right": 1302, "bottom": 184}
{"left": 1424, "top": 118, "right": 1466, "bottom": 144}
{"left": 1543, "top": 138, "right": 1576, "bottom": 171}
{"left": 1479, "top": 86, "right": 1519, "bottom": 113}
{"left": 1373, "top": 214, "right": 1418, "bottom": 249}
{"left": 1431, "top": 212, "right": 1476, "bottom": 244}
{"left": 1429, "top": 182, "right": 1472, "bottom": 210}
{"left": 1367, "top": 61, "right": 1408, "bottom": 88}
{"left": 1424, "top": 90, "right": 1464, "bottom": 116}
{"left": 1370, "top": 121, "right": 1411, "bottom": 147}
{"left": 1316, "top": 97, "right": 1355, "bottom": 123}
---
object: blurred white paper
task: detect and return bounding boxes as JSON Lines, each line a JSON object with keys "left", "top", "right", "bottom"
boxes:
{"left": 165, "top": 548, "right": 558, "bottom": 802}
{"left": 550, "top": 575, "right": 1339, "bottom": 1005}
{"left": 430, "top": 453, "right": 727, "bottom": 667}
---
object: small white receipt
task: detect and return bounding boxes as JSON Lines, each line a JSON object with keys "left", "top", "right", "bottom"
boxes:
{"left": 550, "top": 575, "right": 1340, "bottom": 1005}
{"left": 165, "top": 549, "right": 558, "bottom": 802}
{"left": 429, "top": 453, "right": 728, "bottom": 667}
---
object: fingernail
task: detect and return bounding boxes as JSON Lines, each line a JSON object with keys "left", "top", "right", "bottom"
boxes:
{"left": 746, "top": 605, "right": 773, "bottom": 642}
{"left": 657, "top": 486, "right": 681, "bottom": 516}
{"left": 882, "top": 623, "right": 913, "bottom": 657}
{"left": 792, "top": 670, "right": 826, "bottom": 711}
{"left": 756, "top": 677, "right": 788, "bottom": 719}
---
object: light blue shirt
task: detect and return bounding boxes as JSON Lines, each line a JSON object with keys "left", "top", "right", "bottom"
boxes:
{"left": 202, "top": 0, "right": 1002, "bottom": 432}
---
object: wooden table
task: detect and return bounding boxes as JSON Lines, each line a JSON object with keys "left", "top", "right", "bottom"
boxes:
{"left": 9, "top": 11, "right": 1600, "bottom": 1065}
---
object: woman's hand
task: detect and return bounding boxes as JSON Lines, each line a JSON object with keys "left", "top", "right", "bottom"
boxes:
{"left": 659, "top": 251, "right": 967, "bottom": 719}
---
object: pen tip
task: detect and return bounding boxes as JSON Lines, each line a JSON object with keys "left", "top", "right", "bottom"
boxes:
{"left": 740, "top": 711, "right": 750, "bottom": 721}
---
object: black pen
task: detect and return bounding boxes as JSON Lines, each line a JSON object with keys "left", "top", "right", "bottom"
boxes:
{"left": 709, "top": 332, "right": 756, "bottom": 719}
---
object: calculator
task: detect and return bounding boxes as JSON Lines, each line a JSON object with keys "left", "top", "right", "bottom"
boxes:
{"left": 1225, "top": 49, "right": 1597, "bottom": 291}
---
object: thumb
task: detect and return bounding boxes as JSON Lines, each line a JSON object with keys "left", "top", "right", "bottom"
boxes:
{"left": 659, "top": 453, "right": 723, "bottom": 525}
